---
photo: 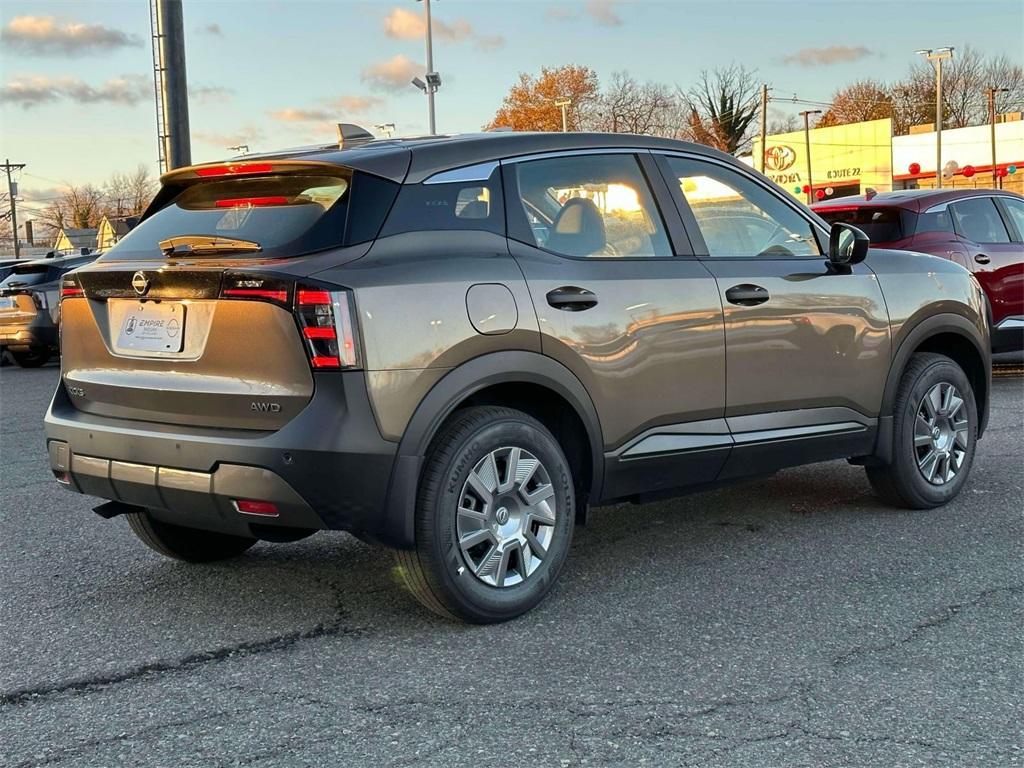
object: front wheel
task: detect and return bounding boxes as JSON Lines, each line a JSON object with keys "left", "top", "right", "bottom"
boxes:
{"left": 394, "top": 406, "right": 575, "bottom": 623}
{"left": 866, "top": 352, "right": 978, "bottom": 508}
{"left": 126, "top": 510, "right": 257, "bottom": 562}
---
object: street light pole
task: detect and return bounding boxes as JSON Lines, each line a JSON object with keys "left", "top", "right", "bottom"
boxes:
{"left": 799, "top": 110, "right": 821, "bottom": 204}
{"left": 422, "top": 0, "right": 436, "bottom": 134}
{"left": 916, "top": 47, "right": 954, "bottom": 189}
{"left": 988, "top": 86, "right": 1009, "bottom": 189}
{"left": 555, "top": 98, "right": 572, "bottom": 132}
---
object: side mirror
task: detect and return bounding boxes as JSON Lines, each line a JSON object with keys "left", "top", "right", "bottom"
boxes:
{"left": 828, "top": 222, "right": 869, "bottom": 265}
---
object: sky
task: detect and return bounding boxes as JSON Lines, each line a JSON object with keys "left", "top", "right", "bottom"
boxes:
{"left": 1, "top": 0, "right": 1022, "bottom": 216}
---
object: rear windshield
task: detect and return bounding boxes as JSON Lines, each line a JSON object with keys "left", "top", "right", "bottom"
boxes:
{"left": 816, "top": 206, "right": 906, "bottom": 244}
{"left": 102, "top": 170, "right": 397, "bottom": 260}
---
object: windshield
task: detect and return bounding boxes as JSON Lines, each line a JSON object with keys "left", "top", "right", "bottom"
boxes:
{"left": 816, "top": 206, "right": 907, "bottom": 244}
{"left": 102, "top": 172, "right": 359, "bottom": 260}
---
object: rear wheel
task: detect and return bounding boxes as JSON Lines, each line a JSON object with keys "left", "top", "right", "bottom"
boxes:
{"left": 10, "top": 347, "right": 50, "bottom": 368}
{"left": 394, "top": 406, "right": 575, "bottom": 623}
{"left": 866, "top": 353, "right": 977, "bottom": 508}
{"left": 126, "top": 510, "right": 257, "bottom": 562}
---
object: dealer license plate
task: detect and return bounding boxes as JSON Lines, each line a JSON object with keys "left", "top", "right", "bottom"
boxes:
{"left": 115, "top": 302, "right": 186, "bottom": 353}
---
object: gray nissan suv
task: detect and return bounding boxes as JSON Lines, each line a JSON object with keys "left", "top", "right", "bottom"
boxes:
{"left": 45, "top": 132, "right": 991, "bottom": 622}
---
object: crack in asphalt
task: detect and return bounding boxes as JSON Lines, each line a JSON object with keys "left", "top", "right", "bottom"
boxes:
{"left": 0, "top": 575, "right": 364, "bottom": 708}
{"left": 831, "top": 584, "right": 1022, "bottom": 667}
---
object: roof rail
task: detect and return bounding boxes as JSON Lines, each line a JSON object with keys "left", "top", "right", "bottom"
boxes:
{"left": 337, "top": 123, "right": 375, "bottom": 149}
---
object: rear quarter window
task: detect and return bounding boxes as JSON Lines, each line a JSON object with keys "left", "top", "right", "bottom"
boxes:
{"left": 816, "top": 206, "right": 907, "bottom": 244}
{"left": 380, "top": 167, "right": 504, "bottom": 237}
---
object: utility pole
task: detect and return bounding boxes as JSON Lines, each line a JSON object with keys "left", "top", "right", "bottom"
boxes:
{"left": 799, "top": 110, "right": 821, "bottom": 204}
{"left": 916, "top": 47, "right": 953, "bottom": 188}
{"left": 412, "top": 0, "right": 440, "bottom": 134}
{"left": 988, "top": 86, "right": 1009, "bottom": 189}
{"left": 153, "top": 0, "right": 191, "bottom": 170}
{"left": 555, "top": 98, "right": 572, "bottom": 132}
{"left": 2, "top": 159, "right": 26, "bottom": 258}
{"left": 759, "top": 84, "right": 769, "bottom": 173}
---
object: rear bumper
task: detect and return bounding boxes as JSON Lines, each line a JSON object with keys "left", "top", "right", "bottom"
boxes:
{"left": 992, "top": 316, "right": 1023, "bottom": 353}
{"left": 0, "top": 321, "right": 56, "bottom": 350}
{"left": 44, "top": 372, "right": 402, "bottom": 544}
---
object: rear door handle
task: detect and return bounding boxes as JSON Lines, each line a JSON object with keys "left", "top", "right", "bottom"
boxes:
{"left": 725, "top": 284, "right": 770, "bottom": 306}
{"left": 546, "top": 286, "right": 598, "bottom": 311}
{"left": 974, "top": 253, "right": 991, "bottom": 264}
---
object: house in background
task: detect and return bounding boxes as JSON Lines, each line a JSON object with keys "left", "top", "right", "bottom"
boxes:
{"left": 53, "top": 227, "right": 98, "bottom": 255}
{"left": 96, "top": 215, "right": 140, "bottom": 251}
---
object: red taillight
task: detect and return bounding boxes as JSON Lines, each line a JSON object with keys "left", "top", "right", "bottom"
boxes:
{"left": 294, "top": 284, "right": 360, "bottom": 370}
{"left": 297, "top": 289, "right": 332, "bottom": 305}
{"left": 215, "top": 196, "right": 289, "bottom": 208}
{"left": 195, "top": 163, "right": 274, "bottom": 177}
{"left": 310, "top": 355, "right": 342, "bottom": 368}
{"left": 234, "top": 499, "right": 279, "bottom": 517}
{"left": 303, "top": 326, "right": 337, "bottom": 339}
{"left": 60, "top": 286, "right": 84, "bottom": 299}
{"left": 222, "top": 288, "right": 289, "bottom": 303}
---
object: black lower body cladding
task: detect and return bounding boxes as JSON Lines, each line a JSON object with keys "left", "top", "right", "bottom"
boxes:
{"left": 44, "top": 372, "right": 403, "bottom": 545}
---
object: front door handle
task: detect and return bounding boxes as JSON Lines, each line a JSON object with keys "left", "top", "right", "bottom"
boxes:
{"left": 725, "top": 284, "right": 770, "bottom": 306}
{"left": 546, "top": 286, "right": 598, "bottom": 311}
{"left": 974, "top": 253, "right": 991, "bottom": 265}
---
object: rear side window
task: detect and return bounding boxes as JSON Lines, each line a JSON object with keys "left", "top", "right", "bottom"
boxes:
{"left": 511, "top": 153, "right": 671, "bottom": 258}
{"left": 949, "top": 197, "right": 1010, "bottom": 244}
{"left": 816, "top": 207, "right": 907, "bottom": 244}
{"left": 103, "top": 170, "right": 398, "bottom": 260}
{"left": 914, "top": 208, "right": 954, "bottom": 235}
{"left": 381, "top": 166, "right": 504, "bottom": 236}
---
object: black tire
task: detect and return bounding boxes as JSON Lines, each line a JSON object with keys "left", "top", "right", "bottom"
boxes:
{"left": 866, "top": 352, "right": 978, "bottom": 509}
{"left": 394, "top": 406, "right": 575, "bottom": 623}
{"left": 126, "top": 510, "right": 256, "bottom": 562}
{"left": 10, "top": 347, "right": 50, "bottom": 368}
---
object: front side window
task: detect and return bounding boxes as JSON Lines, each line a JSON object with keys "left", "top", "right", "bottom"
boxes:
{"left": 512, "top": 154, "right": 671, "bottom": 258}
{"left": 664, "top": 156, "right": 820, "bottom": 258}
{"left": 949, "top": 197, "right": 1010, "bottom": 244}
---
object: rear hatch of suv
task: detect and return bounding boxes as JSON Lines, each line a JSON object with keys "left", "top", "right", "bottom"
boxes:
{"left": 59, "top": 160, "right": 399, "bottom": 430}
{"left": 814, "top": 204, "right": 914, "bottom": 247}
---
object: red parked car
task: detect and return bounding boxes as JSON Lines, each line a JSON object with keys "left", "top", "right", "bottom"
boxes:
{"left": 814, "top": 189, "right": 1024, "bottom": 352}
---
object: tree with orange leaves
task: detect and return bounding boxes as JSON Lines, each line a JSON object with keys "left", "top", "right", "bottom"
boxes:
{"left": 486, "top": 65, "right": 600, "bottom": 132}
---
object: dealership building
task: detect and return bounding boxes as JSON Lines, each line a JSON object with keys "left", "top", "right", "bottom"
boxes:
{"left": 748, "top": 116, "right": 1024, "bottom": 201}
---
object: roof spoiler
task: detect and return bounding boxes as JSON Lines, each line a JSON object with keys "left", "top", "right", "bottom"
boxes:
{"left": 337, "top": 123, "right": 375, "bottom": 149}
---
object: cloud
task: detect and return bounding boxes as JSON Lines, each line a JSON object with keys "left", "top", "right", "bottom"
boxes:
{"left": 780, "top": 45, "right": 874, "bottom": 67}
{"left": 197, "top": 23, "right": 223, "bottom": 36}
{"left": 333, "top": 95, "right": 384, "bottom": 113}
{"left": 586, "top": 0, "right": 623, "bottom": 26}
{"left": 192, "top": 85, "right": 234, "bottom": 105}
{"left": 475, "top": 35, "right": 505, "bottom": 52}
{"left": 361, "top": 54, "right": 423, "bottom": 93}
{"left": 383, "top": 7, "right": 472, "bottom": 42}
{"left": 268, "top": 107, "right": 335, "bottom": 122}
{"left": 545, "top": 1, "right": 623, "bottom": 26}
{"left": 194, "top": 125, "right": 266, "bottom": 149}
{"left": 0, "top": 74, "right": 149, "bottom": 108}
{"left": 1, "top": 15, "right": 141, "bottom": 56}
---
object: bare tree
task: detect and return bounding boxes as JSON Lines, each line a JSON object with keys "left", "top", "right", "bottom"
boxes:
{"left": 682, "top": 65, "right": 761, "bottom": 154}
{"left": 104, "top": 164, "right": 157, "bottom": 218}
{"left": 766, "top": 112, "right": 802, "bottom": 135}
{"left": 817, "top": 80, "right": 894, "bottom": 128}
{"left": 593, "top": 71, "right": 683, "bottom": 136}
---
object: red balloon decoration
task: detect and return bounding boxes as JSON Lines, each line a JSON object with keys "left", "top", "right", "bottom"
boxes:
{"left": 962, "top": 165, "right": 976, "bottom": 178}
{"left": 908, "top": 162, "right": 921, "bottom": 175}
{"left": 997, "top": 167, "right": 1008, "bottom": 178}
{"left": 802, "top": 184, "right": 811, "bottom": 193}
{"left": 815, "top": 189, "right": 826, "bottom": 200}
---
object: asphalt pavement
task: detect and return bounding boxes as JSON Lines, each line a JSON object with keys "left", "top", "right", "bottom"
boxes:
{"left": 1, "top": 364, "right": 1021, "bottom": 768}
